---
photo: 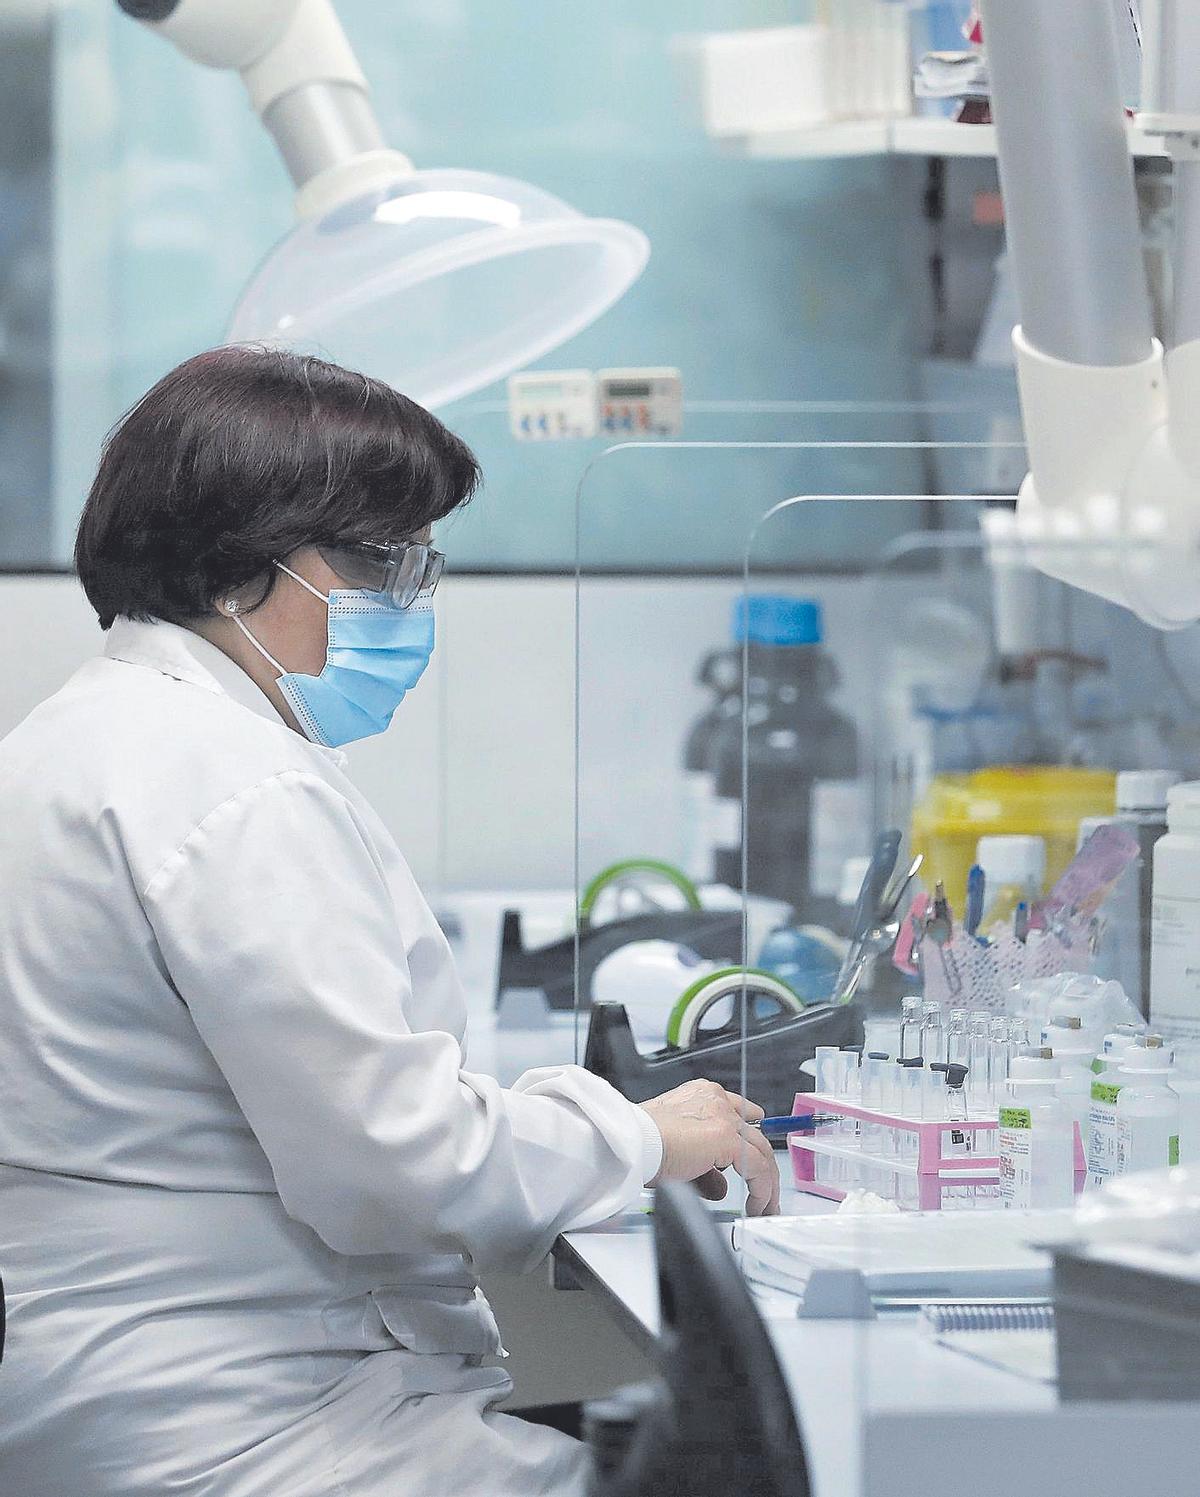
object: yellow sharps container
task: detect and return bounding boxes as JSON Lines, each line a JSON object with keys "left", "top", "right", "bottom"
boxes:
{"left": 910, "top": 766, "right": 1116, "bottom": 913}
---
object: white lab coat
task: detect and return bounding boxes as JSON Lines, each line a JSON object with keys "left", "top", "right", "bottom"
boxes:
{"left": 0, "top": 618, "right": 661, "bottom": 1497}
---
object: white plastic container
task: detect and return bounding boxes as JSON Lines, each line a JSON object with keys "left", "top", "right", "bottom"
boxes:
{"left": 998, "top": 1053, "right": 1075, "bottom": 1209}
{"left": 1047, "top": 1015, "right": 1094, "bottom": 1162}
{"left": 1152, "top": 782, "right": 1200, "bottom": 1042}
{"left": 1114, "top": 1039, "right": 1180, "bottom": 1176}
{"left": 976, "top": 834, "right": 1046, "bottom": 930}
{"left": 1172, "top": 1045, "right": 1200, "bottom": 1165}
{"left": 1088, "top": 1035, "right": 1142, "bottom": 1187}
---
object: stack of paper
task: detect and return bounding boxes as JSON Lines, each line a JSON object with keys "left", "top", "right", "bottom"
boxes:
{"left": 732, "top": 1210, "right": 1073, "bottom": 1314}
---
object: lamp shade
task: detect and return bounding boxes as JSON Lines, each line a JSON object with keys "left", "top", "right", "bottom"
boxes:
{"left": 227, "top": 167, "right": 649, "bottom": 408}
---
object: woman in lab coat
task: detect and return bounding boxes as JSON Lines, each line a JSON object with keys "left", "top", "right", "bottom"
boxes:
{"left": 0, "top": 346, "right": 779, "bottom": 1497}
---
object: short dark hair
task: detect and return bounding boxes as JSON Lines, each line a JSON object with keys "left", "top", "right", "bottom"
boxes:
{"left": 75, "top": 345, "right": 480, "bottom": 629}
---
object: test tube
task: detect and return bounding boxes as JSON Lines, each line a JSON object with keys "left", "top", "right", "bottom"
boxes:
{"left": 987, "top": 1016, "right": 1011, "bottom": 1107}
{"left": 814, "top": 1046, "right": 839, "bottom": 1096}
{"left": 921, "top": 1062, "right": 947, "bottom": 1122}
{"left": 833, "top": 1051, "right": 859, "bottom": 1186}
{"left": 947, "top": 1008, "right": 969, "bottom": 1067}
{"left": 860, "top": 1053, "right": 885, "bottom": 1155}
{"left": 936, "top": 1061, "right": 972, "bottom": 1210}
{"left": 898, "top": 1057, "right": 923, "bottom": 1162}
{"left": 812, "top": 1047, "right": 839, "bottom": 1181}
{"left": 882, "top": 1060, "right": 905, "bottom": 1162}
{"left": 1008, "top": 1015, "right": 1032, "bottom": 1065}
{"left": 921, "top": 1000, "right": 947, "bottom": 1066}
{"left": 899, "top": 995, "right": 922, "bottom": 1060}
{"left": 967, "top": 1012, "right": 991, "bottom": 1113}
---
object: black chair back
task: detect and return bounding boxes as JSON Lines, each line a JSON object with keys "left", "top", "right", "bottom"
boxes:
{"left": 589, "top": 1182, "right": 812, "bottom": 1497}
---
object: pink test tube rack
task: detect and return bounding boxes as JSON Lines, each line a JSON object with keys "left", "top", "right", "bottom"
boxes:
{"left": 787, "top": 1088, "right": 1000, "bottom": 1211}
{"left": 786, "top": 1090, "right": 1087, "bottom": 1211}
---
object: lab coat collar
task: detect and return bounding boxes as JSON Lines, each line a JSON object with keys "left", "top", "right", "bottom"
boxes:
{"left": 103, "top": 618, "right": 349, "bottom": 765}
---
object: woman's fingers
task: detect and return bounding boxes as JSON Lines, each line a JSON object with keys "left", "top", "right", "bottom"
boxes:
{"left": 693, "top": 1167, "right": 729, "bottom": 1201}
{"left": 723, "top": 1089, "right": 766, "bottom": 1124}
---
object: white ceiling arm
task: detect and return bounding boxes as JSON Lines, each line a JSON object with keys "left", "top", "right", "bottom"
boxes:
{"left": 979, "top": 0, "right": 1153, "bottom": 366}
{"left": 974, "top": 0, "right": 1200, "bottom": 629}
{"left": 115, "top": 0, "right": 412, "bottom": 211}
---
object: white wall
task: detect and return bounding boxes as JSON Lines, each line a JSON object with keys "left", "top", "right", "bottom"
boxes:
{"left": 0, "top": 573, "right": 880, "bottom": 895}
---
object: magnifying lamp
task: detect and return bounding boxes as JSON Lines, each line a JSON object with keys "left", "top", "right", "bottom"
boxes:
{"left": 115, "top": 0, "right": 650, "bottom": 408}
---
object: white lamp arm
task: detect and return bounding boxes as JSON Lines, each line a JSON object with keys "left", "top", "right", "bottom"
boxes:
{"left": 978, "top": 0, "right": 1200, "bottom": 630}
{"left": 114, "top": 0, "right": 413, "bottom": 215}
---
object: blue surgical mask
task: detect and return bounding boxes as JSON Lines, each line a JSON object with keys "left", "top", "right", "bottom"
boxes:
{"left": 232, "top": 561, "right": 434, "bottom": 748}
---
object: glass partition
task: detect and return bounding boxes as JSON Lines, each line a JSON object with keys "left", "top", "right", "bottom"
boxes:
{"left": 440, "top": 397, "right": 1017, "bottom": 571}
{"left": 569, "top": 439, "right": 1019, "bottom": 1088}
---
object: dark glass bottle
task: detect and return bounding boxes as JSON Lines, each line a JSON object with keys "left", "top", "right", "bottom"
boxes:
{"left": 710, "top": 596, "right": 859, "bottom": 925}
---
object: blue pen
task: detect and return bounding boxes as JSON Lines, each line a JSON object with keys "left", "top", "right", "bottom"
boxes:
{"left": 966, "top": 863, "right": 985, "bottom": 938}
{"left": 754, "top": 1114, "right": 820, "bottom": 1136}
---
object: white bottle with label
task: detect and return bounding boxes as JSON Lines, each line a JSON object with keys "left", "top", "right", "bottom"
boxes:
{"left": 999, "top": 1053, "right": 1075, "bottom": 1210}
{"left": 1087, "top": 1035, "right": 1142, "bottom": 1187}
{"left": 1044, "top": 1015, "right": 1093, "bottom": 1165}
{"left": 1114, "top": 1038, "right": 1180, "bottom": 1176}
{"left": 1151, "top": 781, "right": 1200, "bottom": 1042}
{"left": 1171, "top": 1044, "right": 1200, "bottom": 1165}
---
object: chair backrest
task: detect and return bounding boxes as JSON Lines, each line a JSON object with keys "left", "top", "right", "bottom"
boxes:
{"left": 591, "top": 1182, "right": 812, "bottom": 1497}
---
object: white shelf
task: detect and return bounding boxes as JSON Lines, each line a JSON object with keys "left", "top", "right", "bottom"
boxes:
{"left": 722, "top": 118, "right": 892, "bottom": 160}
{"left": 720, "top": 115, "right": 1169, "bottom": 162}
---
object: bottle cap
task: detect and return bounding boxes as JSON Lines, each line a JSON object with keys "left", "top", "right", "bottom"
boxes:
{"left": 1009, "top": 1054, "right": 1060, "bottom": 1081}
{"left": 732, "top": 595, "right": 822, "bottom": 647}
{"left": 1119, "top": 1043, "right": 1172, "bottom": 1072}
{"left": 975, "top": 834, "right": 1046, "bottom": 890}
{"left": 1117, "top": 769, "right": 1180, "bottom": 813}
{"left": 1049, "top": 1014, "right": 1083, "bottom": 1030}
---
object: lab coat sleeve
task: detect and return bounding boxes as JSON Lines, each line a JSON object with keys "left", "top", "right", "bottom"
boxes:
{"left": 141, "top": 769, "right": 658, "bottom": 1267}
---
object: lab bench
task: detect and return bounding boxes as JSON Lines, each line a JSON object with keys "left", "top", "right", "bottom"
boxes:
{"left": 552, "top": 1188, "right": 1200, "bottom": 1497}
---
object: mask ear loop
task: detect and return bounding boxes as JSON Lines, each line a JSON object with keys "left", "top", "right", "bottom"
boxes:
{"left": 275, "top": 560, "right": 330, "bottom": 604}
{"left": 230, "top": 614, "right": 287, "bottom": 677}
{"left": 226, "top": 561, "right": 332, "bottom": 676}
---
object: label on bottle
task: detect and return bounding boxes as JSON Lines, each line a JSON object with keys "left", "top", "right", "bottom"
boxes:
{"left": 1088, "top": 1080, "right": 1123, "bottom": 1185}
{"left": 1115, "top": 1113, "right": 1176, "bottom": 1176}
{"left": 1151, "top": 895, "right": 1200, "bottom": 1041}
{"left": 809, "top": 780, "right": 869, "bottom": 898}
{"left": 998, "top": 1106, "right": 1032, "bottom": 1209}
{"left": 711, "top": 795, "right": 741, "bottom": 853}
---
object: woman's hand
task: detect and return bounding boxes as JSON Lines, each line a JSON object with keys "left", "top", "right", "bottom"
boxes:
{"left": 640, "top": 1079, "right": 780, "bottom": 1216}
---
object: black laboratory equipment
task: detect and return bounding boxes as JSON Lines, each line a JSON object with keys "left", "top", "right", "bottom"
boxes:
{"left": 583, "top": 998, "right": 863, "bottom": 1121}
{"left": 495, "top": 906, "right": 745, "bottom": 1017}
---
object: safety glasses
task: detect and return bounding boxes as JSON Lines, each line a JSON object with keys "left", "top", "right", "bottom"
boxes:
{"left": 317, "top": 539, "right": 445, "bottom": 610}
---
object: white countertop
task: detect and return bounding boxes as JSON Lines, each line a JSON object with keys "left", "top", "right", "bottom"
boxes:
{"left": 556, "top": 1188, "right": 1063, "bottom": 1497}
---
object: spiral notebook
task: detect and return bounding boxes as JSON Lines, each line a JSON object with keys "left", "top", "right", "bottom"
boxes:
{"left": 920, "top": 1302, "right": 1057, "bottom": 1386}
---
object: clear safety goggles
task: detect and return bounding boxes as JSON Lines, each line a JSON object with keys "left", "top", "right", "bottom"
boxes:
{"left": 317, "top": 539, "right": 446, "bottom": 611}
